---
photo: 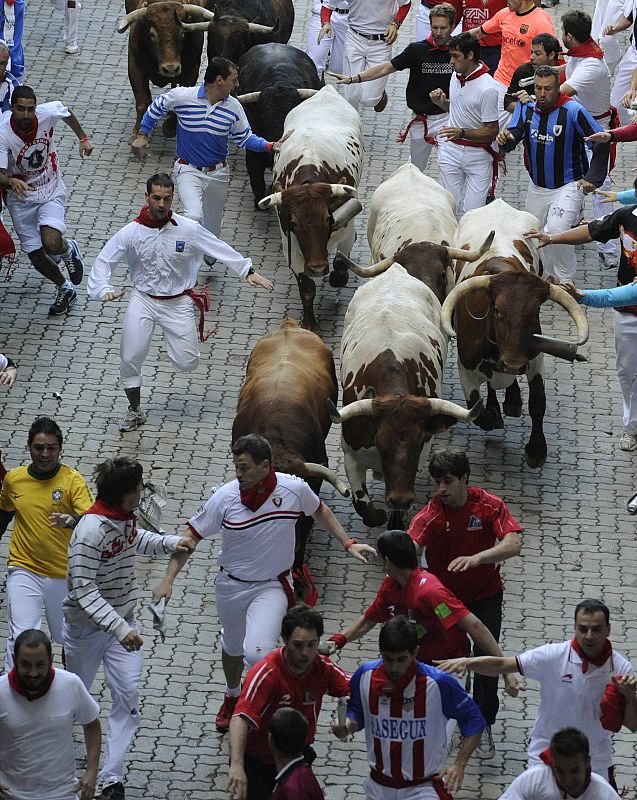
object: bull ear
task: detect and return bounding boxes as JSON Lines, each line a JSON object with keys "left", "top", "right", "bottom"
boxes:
{"left": 212, "top": 3, "right": 220, "bottom": 20}
{"left": 273, "top": 180, "right": 283, "bottom": 192}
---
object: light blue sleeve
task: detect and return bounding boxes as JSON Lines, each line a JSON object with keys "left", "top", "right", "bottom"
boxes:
{"left": 617, "top": 190, "right": 637, "bottom": 205}
{"left": 579, "top": 283, "right": 637, "bottom": 308}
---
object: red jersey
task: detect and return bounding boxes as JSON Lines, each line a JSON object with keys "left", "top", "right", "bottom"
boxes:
{"left": 364, "top": 568, "right": 471, "bottom": 662}
{"left": 235, "top": 648, "right": 350, "bottom": 763}
{"left": 461, "top": 0, "right": 507, "bottom": 47}
{"left": 408, "top": 488, "right": 521, "bottom": 603}
{"left": 272, "top": 759, "right": 324, "bottom": 799}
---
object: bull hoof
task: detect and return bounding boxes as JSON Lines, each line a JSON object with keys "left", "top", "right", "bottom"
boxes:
{"left": 503, "top": 402, "right": 523, "bottom": 418}
{"left": 387, "top": 509, "right": 405, "bottom": 530}
{"left": 361, "top": 507, "right": 388, "bottom": 528}
{"left": 525, "top": 446, "right": 547, "bottom": 469}
{"left": 328, "top": 269, "right": 349, "bottom": 288}
{"left": 300, "top": 318, "right": 320, "bottom": 334}
{"left": 162, "top": 117, "right": 177, "bottom": 138}
{"left": 474, "top": 409, "right": 504, "bottom": 431}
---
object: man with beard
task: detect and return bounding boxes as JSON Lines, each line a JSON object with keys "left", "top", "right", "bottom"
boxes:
{"left": 0, "top": 629, "right": 101, "bottom": 800}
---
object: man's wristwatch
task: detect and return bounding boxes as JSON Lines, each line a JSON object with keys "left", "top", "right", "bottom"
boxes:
{"left": 5, "top": 358, "right": 16, "bottom": 369}
{"left": 246, "top": 268, "right": 255, "bottom": 278}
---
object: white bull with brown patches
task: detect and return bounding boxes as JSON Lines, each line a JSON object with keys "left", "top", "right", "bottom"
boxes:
{"left": 441, "top": 198, "right": 589, "bottom": 468}
{"left": 258, "top": 85, "right": 364, "bottom": 332}
{"left": 330, "top": 263, "right": 482, "bottom": 529}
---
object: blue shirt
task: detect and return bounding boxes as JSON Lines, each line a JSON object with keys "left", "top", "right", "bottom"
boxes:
{"left": 579, "top": 283, "right": 637, "bottom": 307}
{"left": 139, "top": 85, "right": 269, "bottom": 166}
{"left": 0, "top": 71, "right": 18, "bottom": 114}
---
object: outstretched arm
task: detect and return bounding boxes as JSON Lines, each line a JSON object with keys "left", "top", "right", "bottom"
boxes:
{"left": 313, "top": 502, "right": 377, "bottom": 563}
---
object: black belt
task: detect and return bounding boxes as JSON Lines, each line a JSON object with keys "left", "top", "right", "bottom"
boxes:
{"left": 351, "top": 26, "right": 386, "bottom": 40}
{"left": 176, "top": 157, "right": 227, "bottom": 173}
{"left": 219, "top": 566, "right": 275, "bottom": 584}
{"left": 333, "top": 6, "right": 349, "bottom": 12}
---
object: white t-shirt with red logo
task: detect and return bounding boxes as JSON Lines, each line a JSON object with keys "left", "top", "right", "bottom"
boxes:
{"left": 516, "top": 641, "right": 632, "bottom": 773}
{"left": 500, "top": 763, "right": 621, "bottom": 800}
{"left": 0, "top": 101, "right": 69, "bottom": 205}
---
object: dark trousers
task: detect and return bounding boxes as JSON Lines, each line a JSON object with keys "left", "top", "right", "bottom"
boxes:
{"left": 468, "top": 591, "right": 503, "bottom": 726}
{"left": 481, "top": 45, "right": 502, "bottom": 77}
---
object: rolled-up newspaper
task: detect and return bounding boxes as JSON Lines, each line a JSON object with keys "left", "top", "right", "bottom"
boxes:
{"left": 138, "top": 480, "right": 167, "bottom": 532}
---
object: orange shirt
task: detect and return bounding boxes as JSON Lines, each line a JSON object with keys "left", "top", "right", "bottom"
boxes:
{"left": 481, "top": 5, "right": 556, "bottom": 87}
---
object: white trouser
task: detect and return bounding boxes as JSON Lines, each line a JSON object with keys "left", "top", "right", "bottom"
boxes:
{"left": 524, "top": 181, "right": 584, "bottom": 282}
{"left": 50, "top": 0, "right": 79, "bottom": 47}
{"left": 343, "top": 29, "right": 392, "bottom": 109}
{"left": 63, "top": 619, "right": 143, "bottom": 787}
{"left": 7, "top": 195, "right": 66, "bottom": 254}
{"left": 214, "top": 570, "right": 288, "bottom": 666}
{"left": 408, "top": 113, "right": 448, "bottom": 171}
{"left": 173, "top": 160, "right": 230, "bottom": 238}
{"left": 120, "top": 289, "right": 200, "bottom": 389}
{"left": 364, "top": 777, "right": 445, "bottom": 799}
{"left": 306, "top": 9, "right": 348, "bottom": 76}
{"left": 496, "top": 80, "right": 512, "bottom": 131}
{"left": 586, "top": 145, "right": 616, "bottom": 255}
{"left": 415, "top": 4, "right": 461, "bottom": 41}
{"left": 5, "top": 567, "right": 67, "bottom": 670}
{"left": 437, "top": 140, "right": 493, "bottom": 215}
{"left": 592, "top": 0, "right": 624, "bottom": 73}
{"left": 610, "top": 45, "right": 637, "bottom": 126}
{"left": 614, "top": 310, "right": 637, "bottom": 435}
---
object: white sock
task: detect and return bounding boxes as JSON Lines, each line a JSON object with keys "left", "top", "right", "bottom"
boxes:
{"left": 62, "top": 279, "right": 73, "bottom": 290}
{"left": 225, "top": 686, "right": 241, "bottom": 698}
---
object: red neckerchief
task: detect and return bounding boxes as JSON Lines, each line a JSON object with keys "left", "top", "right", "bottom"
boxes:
{"left": 456, "top": 61, "right": 490, "bottom": 87}
{"left": 570, "top": 638, "right": 612, "bottom": 673}
{"left": 10, "top": 114, "right": 37, "bottom": 144}
{"left": 535, "top": 93, "right": 571, "bottom": 116}
{"left": 566, "top": 38, "right": 604, "bottom": 60}
{"left": 425, "top": 34, "right": 449, "bottom": 52}
{"left": 540, "top": 747, "right": 592, "bottom": 797}
{"left": 371, "top": 660, "right": 417, "bottom": 697}
{"left": 8, "top": 666, "right": 55, "bottom": 701}
{"left": 134, "top": 205, "right": 177, "bottom": 228}
{"left": 240, "top": 467, "right": 277, "bottom": 512}
{"left": 86, "top": 498, "right": 135, "bottom": 521}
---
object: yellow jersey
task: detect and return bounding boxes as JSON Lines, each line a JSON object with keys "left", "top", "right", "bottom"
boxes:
{"left": 0, "top": 464, "right": 94, "bottom": 579}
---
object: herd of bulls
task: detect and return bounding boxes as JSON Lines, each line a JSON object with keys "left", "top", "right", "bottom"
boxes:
{"left": 116, "top": 1, "right": 592, "bottom": 560}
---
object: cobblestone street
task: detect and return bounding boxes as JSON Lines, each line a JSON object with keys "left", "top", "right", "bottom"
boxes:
{"left": 1, "top": 0, "right": 637, "bottom": 797}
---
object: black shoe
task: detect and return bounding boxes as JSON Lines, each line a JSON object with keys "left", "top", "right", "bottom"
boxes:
{"left": 63, "top": 238, "right": 84, "bottom": 285}
{"left": 101, "top": 782, "right": 125, "bottom": 800}
{"left": 49, "top": 285, "right": 77, "bottom": 316}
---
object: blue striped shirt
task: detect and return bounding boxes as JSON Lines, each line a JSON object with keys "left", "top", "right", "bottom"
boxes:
{"left": 0, "top": 71, "right": 18, "bottom": 114}
{"left": 505, "top": 98, "right": 607, "bottom": 189}
{"left": 139, "top": 85, "right": 269, "bottom": 166}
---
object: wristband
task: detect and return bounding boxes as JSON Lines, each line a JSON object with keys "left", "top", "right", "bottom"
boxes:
{"left": 5, "top": 357, "right": 16, "bottom": 368}
{"left": 459, "top": 127, "right": 465, "bottom": 139}
{"left": 247, "top": 267, "right": 255, "bottom": 276}
{"left": 548, "top": 235, "right": 553, "bottom": 245}
{"left": 79, "top": 136, "right": 90, "bottom": 142}
{"left": 391, "top": 19, "right": 400, "bottom": 27}
{"left": 344, "top": 538, "right": 358, "bottom": 551}
{"left": 328, "top": 633, "right": 348, "bottom": 650}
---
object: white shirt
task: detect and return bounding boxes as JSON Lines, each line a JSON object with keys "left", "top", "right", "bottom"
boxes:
{"left": 188, "top": 472, "right": 321, "bottom": 581}
{"left": 326, "top": 0, "right": 408, "bottom": 34}
{"left": 565, "top": 56, "right": 611, "bottom": 118}
{"left": 0, "top": 100, "right": 69, "bottom": 205}
{"left": 517, "top": 641, "right": 632, "bottom": 772}
{"left": 87, "top": 212, "right": 252, "bottom": 300}
{"left": 500, "top": 764, "right": 621, "bottom": 800}
{"left": 0, "top": 669, "right": 99, "bottom": 800}
{"left": 448, "top": 68, "right": 499, "bottom": 130}
{"left": 0, "top": 352, "right": 8, "bottom": 371}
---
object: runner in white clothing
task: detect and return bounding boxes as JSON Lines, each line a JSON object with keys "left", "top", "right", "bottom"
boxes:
{"left": 0, "top": 85, "right": 93, "bottom": 317}
{"left": 561, "top": 10, "right": 618, "bottom": 270}
{"left": 153, "top": 434, "right": 377, "bottom": 735}
{"left": 433, "top": 32, "right": 499, "bottom": 214}
{"left": 500, "top": 728, "right": 621, "bottom": 800}
{"left": 87, "top": 172, "right": 273, "bottom": 433}
{"left": 435, "top": 599, "right": 632, "bottom": 787}
{"left": 605, "top": 0, "right": 637, "bottom": 126}
{"left": 307, "top": 0, "right": 349, "bottom": 77}
{"left": 62, "top": 456, "right": 196, "bottom": 800}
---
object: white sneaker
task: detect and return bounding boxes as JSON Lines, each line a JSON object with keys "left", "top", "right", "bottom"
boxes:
{"left": 619, "top": 433, "right": 637, "bottom": 452}
{"left": 476, "top": 725, "right": 496, "bottom": 759}
{"left": 119, "top": 407, "right": 146, "bottom": 432}
{"left": 599, "top": 252, "right": 619, "bottom": 270}
{"left": 64, "top": 43, "right": 79, "bottom": 54}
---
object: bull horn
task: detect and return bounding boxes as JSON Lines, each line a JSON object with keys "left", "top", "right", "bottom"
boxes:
{"left": 440, "top": 275, "right": 492, "bottom": 337}
{"left": 331, "top": 198, "right": 362, "bottom": 230}
{"left": 428, "top": 397, "right": 484, "bottom": 422}
{"left": 181, "top": 4, "right": 217, "bottom": 18}
{"left": 258, "top": 192, "right": 283, "bottom": 210}
{"left": 329, "top": 398, "right": 374, "bottom": 424}
{"left": 444, "top": 230, "right": 496, "bottom": 263}
{"left": 302, "top": 463, "right": 350, "bottom": 497}
{"left": 235, "top": 91, "right": 262, "bottom": 104}
{"left": 547, "top": 284, "right": 589, "bottom": 345}
{"left": 334, "top": 251, "right": 394, "bottom": 278}
{"left": 297, "top": 89, "right": 319, "bottom": 99}
{"left": 175, "top": 16, "right": 213, "bottom": 30}
{"left": 329, "top": 184, "right": 357, "bottom": 198}
{"left": 247, "top": 21, "right": 277, "bottom": 33}
{"left": 116, "top": 6, "right": 147, "bottom": 32}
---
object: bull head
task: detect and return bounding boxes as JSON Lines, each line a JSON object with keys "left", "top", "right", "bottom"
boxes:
{"left": 257, "top": 184, "right": 356, "bottom": 211}
{"left": 117, "top": 1, "right": 215, "bottom": 32}
{"left": 440, "top": 276, "right": 589, "bottom": 357}
{"left": 336, "top": 231, "right": 496, "bottom": 279}
{"left": 327, "top": 397, "right": 483, "bottom": 425}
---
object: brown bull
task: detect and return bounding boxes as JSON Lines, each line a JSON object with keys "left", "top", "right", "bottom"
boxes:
{"left": 232, "top": 318, "right": 347, "bottom": 567}
{"left": 117, "top": 0, "right": 215, "bottom": 136}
